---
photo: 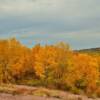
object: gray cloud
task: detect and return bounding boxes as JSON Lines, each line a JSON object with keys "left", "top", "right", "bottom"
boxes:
{"left": 0, "top": 0, "right": 100, "bottom": 49}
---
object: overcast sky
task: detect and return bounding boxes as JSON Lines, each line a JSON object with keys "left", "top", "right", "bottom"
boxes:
{"left": 0, "top": 0, "right": 100, "bottom": 49}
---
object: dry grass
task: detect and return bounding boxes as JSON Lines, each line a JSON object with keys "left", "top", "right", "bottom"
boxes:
{"left": 0, "top": 84, "right": 99, "bottom": 100}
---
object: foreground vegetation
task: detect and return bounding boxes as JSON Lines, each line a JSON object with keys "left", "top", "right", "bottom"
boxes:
{"left": 0, "top": 38, "right": 100, "bottom": 98}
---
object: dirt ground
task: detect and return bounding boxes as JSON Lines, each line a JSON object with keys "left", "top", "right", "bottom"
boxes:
{"left": 0, "top": 93, "right": 60, "bottom": 100}
{"left": 0, "top": 85, "right": 100, "bottom": 100}
{"left": 0, "top": 93, "right": 99, "bottom": 100}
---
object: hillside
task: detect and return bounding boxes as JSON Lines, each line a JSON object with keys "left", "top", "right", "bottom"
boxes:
{"left": 76, "top": 47, "right": 100, "bottom": 55}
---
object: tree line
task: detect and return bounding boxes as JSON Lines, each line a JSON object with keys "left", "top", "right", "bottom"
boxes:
{"left": 0, "top": 38, "right": 100, "bottom": 97}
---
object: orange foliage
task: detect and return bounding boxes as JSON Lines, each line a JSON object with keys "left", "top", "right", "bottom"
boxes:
{"left": 72, "top": 53, "right": 99, "bottom": 92}
{"left": 0, "top": 38, "right": 100, "bottom": 96}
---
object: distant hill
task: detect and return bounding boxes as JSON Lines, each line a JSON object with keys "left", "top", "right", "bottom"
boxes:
{"left": 76, "top": 47, "right": 100, "bottom": 55}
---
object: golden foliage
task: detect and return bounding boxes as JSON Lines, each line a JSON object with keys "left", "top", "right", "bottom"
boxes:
{"left": 0, "top": 38, "right": 100, "bottom": 96}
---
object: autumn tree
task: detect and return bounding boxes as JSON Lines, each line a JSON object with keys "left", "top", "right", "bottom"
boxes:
{"left": 69, "top": 53, "right": 99, "bottom": 93}
{"left": 0, "top": 38, "right": 100, "bottom": 97}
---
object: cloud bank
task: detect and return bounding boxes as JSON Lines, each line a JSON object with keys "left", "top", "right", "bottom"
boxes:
{"left": 0, "top": 0, "right": 100, "bottom": 49}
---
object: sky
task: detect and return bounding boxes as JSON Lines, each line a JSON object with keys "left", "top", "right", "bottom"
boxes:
{"left": 0, "top": 0, "right": 100, "bottom": 49}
